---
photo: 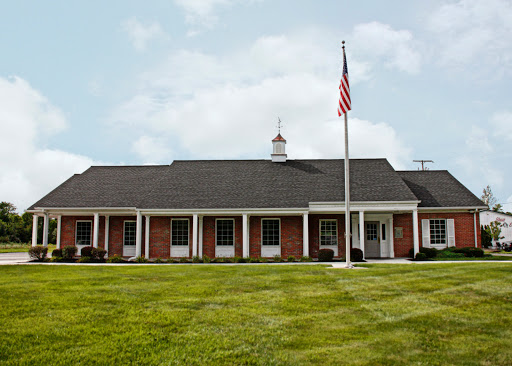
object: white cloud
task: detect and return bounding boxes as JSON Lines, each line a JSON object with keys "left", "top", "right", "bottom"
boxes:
{"left": 0, "top": 76, "right": 99, "bottom": 212}
{"left": 428, "top": 0, "right": 512, "bottom": 76}
{"left": 351, "top": 22, "right": 421, "bottom": 74}
{"left": 132, "top": 135, "right": 173, "bottom": 162}
{"left": 492, "top": 111, "right": 512, "bottom": 142}
{"left": 121, "top": 17, "right": 166, "bottom": 52}
{"left": 174, "top": 0, "right": 231, "bottom": 29}
{"left": 109, "top": 30, "right": 412, "bottom": 168}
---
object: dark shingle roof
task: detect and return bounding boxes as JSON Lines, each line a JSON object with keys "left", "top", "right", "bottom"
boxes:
{"left": 398, "top": 170, "right": 485, "bottom": 208}
{"left": 28, "top": 159, "right": 418, "bottom": 210}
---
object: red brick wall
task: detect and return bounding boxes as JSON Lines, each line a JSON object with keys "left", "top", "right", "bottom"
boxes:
{"left": 202, "top": 216, "right": 243, "bottom": 258}
{"left": 418, "top": 212, "right": 481, "bottom": 248}
{"left": 393, "top": 214, "right": 414, "bottom": 257}
{"left": 108, "top": 216, "right": 145, "bottom": 257}
{"left": 149, "top": 216, "right": 171, "bottom": 259}
{"left": 249, "top": 216, "right": 304, "bottom": 258}
{"left": 309, "top": 214, "right": 346, "bottom": 258}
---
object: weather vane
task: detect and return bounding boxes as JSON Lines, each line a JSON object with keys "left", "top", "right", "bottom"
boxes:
{"left": 277, "top": 117, "right": 283, "bottom": 134}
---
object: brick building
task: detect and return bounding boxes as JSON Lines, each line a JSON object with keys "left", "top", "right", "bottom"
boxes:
{"left": 27, "top": 135, "right": 486, "bottom": 259}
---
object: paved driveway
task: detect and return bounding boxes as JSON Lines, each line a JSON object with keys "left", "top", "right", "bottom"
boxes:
{"left": 0, "top": 252, "right": 30, "bottom": 264}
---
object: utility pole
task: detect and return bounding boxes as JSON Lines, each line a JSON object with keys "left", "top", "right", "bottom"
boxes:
{"left": 413, "top": 160, "right": 434, "bottom": 171}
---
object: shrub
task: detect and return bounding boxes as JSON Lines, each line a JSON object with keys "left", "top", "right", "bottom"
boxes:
{"left": 166, "top": 258, "right": 175, "bottom": 263}
{"left": 107, "top": 254, "right": 123, "bottom": 263}
{"left": 234, "top": 256, "right": 246, "bottom": 263}
{"left": 273, "top": 255, "right": 282, "bottom": 263}
{"left": 415, "top": 252, "right": 428, "bottom": 261}
{"left": 249, "top": 257, "right": 260, "bottom": 263}
{"left": 50, "top": 256, "right": 62, "bottom": 262}
{"left": 259, "top": 257, "right": 268, "bottom": 263}
{"left": 222, "top": 257, "right": 233, "bottom": 263}
{"left": 287, "top": 256, "right": 295, "bottom": 262}
{"left": 78, "top": 256, "right": 92, "bottom": 263}
{"left": 318, "top": 248, "right": 334, "bottom": 262}
{"left": 80, "top": 246, "right": 94, "bottom": 258}
{"left": 203, "top": 255, "right": 211, "bottom": 263}
{"left": 51, "top": 249, "right": 62, "bottom": 258}
{"left": 300, "top": 256, "right": 312, "bottom": 262}
{"left": 436, "top": 250, "right": 465, "bottom": 259}
{"left": 408, "top": 247, "right": 438, "bottom": 259}
{"left": 92, "top": 247, "right": 107, "bottom": 261}
{"left": 453, "top": 247, "right": 484, "bottom": 258}
{"left": 350, "top": 248, "right": 364, "bottom": 262}
{"left": 154, "top": 257, "right": 163, "bottom": 263}
{"left": 179, "top": 257, "right": 189, "bottom": 263}
{"left": 28, "top": 246, "right": 48, "bottom": 261}
{"left": 62, "top": 246, "right": 78, "bottom": 260}
{"left": 192, "top": 256, "right": 202, "bottom": 263}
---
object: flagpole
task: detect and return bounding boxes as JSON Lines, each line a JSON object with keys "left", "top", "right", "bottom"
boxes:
{"left": 342, "top": 41, "right": 353, "bottom": 269}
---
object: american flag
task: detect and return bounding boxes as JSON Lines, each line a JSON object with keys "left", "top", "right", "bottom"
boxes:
{"left": 338, "top": 46, "right": 351, "bottom": 116}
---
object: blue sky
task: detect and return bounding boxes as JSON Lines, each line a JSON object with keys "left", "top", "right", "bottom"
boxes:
{"left": 1, "top": 0, "right": 511, "bottom": 212}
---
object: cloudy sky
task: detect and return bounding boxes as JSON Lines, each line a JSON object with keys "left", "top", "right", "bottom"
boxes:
{"left": 1, "top": 0, "right": 511, "bottom": 212}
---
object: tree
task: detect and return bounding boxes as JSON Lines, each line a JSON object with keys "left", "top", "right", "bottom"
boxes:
{"left": 0, "top": 202, "right": 17, "bottom": 222}
{"left": 484, "top": 221, "right": 505, "bottom": 248}
{"left": 481, "top": 185, "right": 502, "bottom": 211}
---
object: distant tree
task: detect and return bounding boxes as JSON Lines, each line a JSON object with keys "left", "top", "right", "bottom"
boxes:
{"left": 481, "top": 186, "right": 501, "bottom": 211}
{"left": 0, "top": 202, "right": 17, "bottom": 222}
{"left": 484, "top": 221, "right": 505, "bottom": 248}
{"left": 492, "top": 203, "right": 504, "bottom": 213}
{"left": 481, "top": 226, "right": 492, "bottom": 248}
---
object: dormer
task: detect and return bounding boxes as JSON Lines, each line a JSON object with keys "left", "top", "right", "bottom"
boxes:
{"left": 271, "top": 134, "right": 287, "bottom": 163}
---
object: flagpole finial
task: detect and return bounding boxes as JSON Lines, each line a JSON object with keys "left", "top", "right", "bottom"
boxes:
{"left": 342, "top": 40, "right": 345, "bottom": 49}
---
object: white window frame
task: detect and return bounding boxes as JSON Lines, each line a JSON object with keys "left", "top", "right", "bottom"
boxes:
{"left": 215, "top": 218, "right": 235, "bottom": 246}
{"left": 319, "top": 219, "right": 338, "bottom": 246}
{"left": 75, "top": 220, "right": 92, "bottom": 246}
{"left": 429, "top": 219, "right": 447, "bottom": 246}
{"left": 261, "top": 218, "right": 281, "bottom": 246}
{"left": 123, "top": 220, "right": 137, "bottom": 247}
{"left": 171, "top": 218, "right": 190, "bottom": 246}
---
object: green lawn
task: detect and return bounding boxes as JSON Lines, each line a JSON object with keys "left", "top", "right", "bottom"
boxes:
{"left": 0, "top": 243, "right": 55, "bottom": 253}
{"left": 1, "top": 264, "right": 511, "bottom": 365}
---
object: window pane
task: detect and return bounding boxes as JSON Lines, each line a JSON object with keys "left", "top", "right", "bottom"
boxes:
{"left": 262, "top": 219, "right": 280, "bottom": 246}
{"left": 172, "top": 220, "right": 189, "bottom": 246}
{"left": 366, "top": 223, "right": 377, "bottom": 240}
{"left": 320, "top": 220, "right": 337, "bottom": 246}
{"left": 429, "top": 219, "right": 446, "bottom": 245}
{"left": 381, "top": 224, "right": 386, "bottom": 240}
{"left": 216, "top": 219, "right": 234, "bottom": 246}
{"left": 124, "top": 221, "right": 136, "bottom": 246}
{"left": 76, "top": 222, "right": 91, "bottom": 246}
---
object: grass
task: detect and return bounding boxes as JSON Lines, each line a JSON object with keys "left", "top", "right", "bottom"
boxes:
{"left": 433, "top": 254, "right": 512, "bottom": 261}
{"left": 0, "top": 243, "right": 55, "bottom": 253}
{"left": 0, "top": 264, "right": 511, "bottom": 365}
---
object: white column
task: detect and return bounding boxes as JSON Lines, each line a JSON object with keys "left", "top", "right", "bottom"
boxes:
{"left": 192, "top": 214, "right": 198, "bottom": 257}
{"left": 198, "top": 216, "right": 204, "bottom": 258}
{"left": 135, "top": 211, "right": 142, "bottom": 257}
{"left": 303, "top": 213, "right": 309, "bottom": 257}
{"left": 104, "top": 216, "right": 109, "bottom": 254}
{"left": 388, "top": 216, "right": 394, "bottom": 258}
{"left": 412, "top": 209, "right": 420, "bottom": 256}
{"left": 93, "top": 213, "right": 99, "bottom": 248}
{"left": 145, "top": 216, "right": 150, "bottom": 259}
{"left": 242, "top": 214, "right": 248, "bottom": 257}
{"left": 56, "top": 215, "right": 62, "bottom": 249}
{"left": 42, "top": 213, "right": 49, "bottom": 247}
{"left": 31, "top": 215, "right": 39, "bottom": 246}
{"left": 359, "top": 211, "right": 365, "bottom": 259}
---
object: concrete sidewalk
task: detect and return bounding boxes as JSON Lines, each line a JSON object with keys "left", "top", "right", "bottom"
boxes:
{"left": 0, "top": 252, "right": 30, "bottom": 265}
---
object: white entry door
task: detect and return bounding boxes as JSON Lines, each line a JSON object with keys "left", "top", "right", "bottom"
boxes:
{"left": 123, "top": 221, "right": 136, "bottom": 257}
{"left": 365, "top": 222, "right": 380, "bottom": 258}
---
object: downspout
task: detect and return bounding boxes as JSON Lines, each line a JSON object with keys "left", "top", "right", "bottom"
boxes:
{"left": 473, "top": 209, "right": 478, "bottom": 248}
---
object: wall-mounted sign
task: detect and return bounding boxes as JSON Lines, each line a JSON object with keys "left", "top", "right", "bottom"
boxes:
{"left": 394, "top": 227, "right": 403, "bottom": 239}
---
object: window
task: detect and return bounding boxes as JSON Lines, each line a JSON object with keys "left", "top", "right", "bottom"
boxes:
{"left": 430, "top": 219, "right": 446, "bottom": 245}
{"left": 76, "top": 221, "right": 92, "bottom": 246}
{"left": 172, "top": 219, "right": 189, "bottom": 246}
{"left": 124, "top": 221, "right": 136, "bottom": 246}
{"left": 262, "top": 219, "right": 280, "bottom": 246}
{"left": 366, "top": 223, "right": 377, "bottom": 240}
{"left": 320, "top": 220, "right": 337, "bottom": 246}
{"left": 216, "top": 219, "right": 234, "bottom": 246}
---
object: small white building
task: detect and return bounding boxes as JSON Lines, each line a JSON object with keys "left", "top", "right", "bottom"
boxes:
{"left": 480, "top": 210, "right": 512, "bottom": 245}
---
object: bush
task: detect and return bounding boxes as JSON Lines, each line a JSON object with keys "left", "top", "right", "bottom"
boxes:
{"left": 453, "top": 247, "right": 484, "bottom": 258}
{"left": 80, "top": 246, "right": 94, "bottom": 258}
{"left": 408, "top": 247, "right": 438, "bottom": 259}
{"left": 192, "top": 256, "right": 202, "bottom": 263}
{"left": 436, "top": 250, "right": 465, "bottom": 259}
{"left": 287, "top": 256, "right": 295, "bottom": 262}
{"left": 78, "top": 256, "right": 92, "bottom": 263}
{"left": 133, "top": 256, "right": 148, "bottom": 263}
{"left": 318, "top": 248, "right": 334, "bottom": 262}
{"left": 154, "top": 257, "right": 163, "bottom": 263}
{"left": 52, "top": 249, "right": 62, "bottom": 258}
{"left": 62, "top": 246, "right": 78, "bottom": 260}
{"left": 28, "top": 246, "right": 48, "bottom": 261}
{"left": 234, "top": 256, "right": 246, "bottom": 263}
{"left": 203, "top": 255, "right": 211, "bottom": 263}
{"left": 249, "top": 257, "right": 260, "bottom": 263}
{"left": 415, "top": 252, "right": 428, "bottom": 261}
{"left": 107, "top": 254, "right": 123, "bottom": 263}
{"left": 50, "top": 256, "right": 62, "bottom": 262}
{"left": 222, "top": 257, "right": 233, "bottom": 263}
{"left": 179, "top": 257, "right": 189, "bottom": 263}
{"left": 350, "top": 248, "right": 364, "bottom": 262}
{"left": 92, "top": 247, "right": 107, "bottom": 261}
{"left": 273, "top": 255, "right": 282, "bottom": 263}
{"left": 259, "top": 257, "right": 268, "bottom": 263}
{"left": 300, "top": 256, "right": 312, "bottom": 262}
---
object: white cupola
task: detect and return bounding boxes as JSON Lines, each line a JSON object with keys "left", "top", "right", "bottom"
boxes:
{"left": 271, "top": 133, "right": 287, "bottom": 163}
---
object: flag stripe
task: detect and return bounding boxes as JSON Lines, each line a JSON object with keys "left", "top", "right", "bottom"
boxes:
{"left": 338, "top": 47, "right": 351, "bottom": 116}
